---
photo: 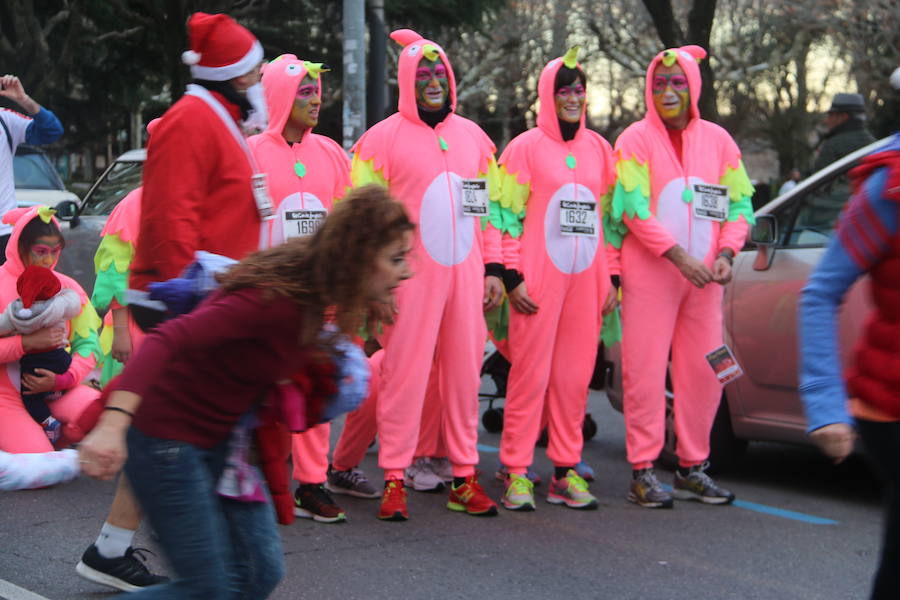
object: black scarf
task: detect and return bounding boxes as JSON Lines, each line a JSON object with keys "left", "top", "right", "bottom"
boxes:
{"left": 194, "top": 79, "right": 252, "bottom": 121}
{"left": 418, "top": 102, "right": 451, "bottom": 128}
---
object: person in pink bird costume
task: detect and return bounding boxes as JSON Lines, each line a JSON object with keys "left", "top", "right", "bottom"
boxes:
{"left": 486, "top": 48, "right": 618, "bottom": 512}
{"left": 351, "top": 28, "right": 504, "bottom": 521}
{"left": 607, "top": 46, "right": 755, "bottom": 509}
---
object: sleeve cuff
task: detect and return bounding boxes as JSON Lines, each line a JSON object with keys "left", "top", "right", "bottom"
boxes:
{"left": 611, "top": 275, "right": 621, "bottom": 289}
{"left": 501, "top": 269, "right": 524, "bottom": 293}
{"left": 484, "top": 263, "right": 505, "bottom": 279}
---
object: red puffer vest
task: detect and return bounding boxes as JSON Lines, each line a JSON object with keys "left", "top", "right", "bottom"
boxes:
{"left": 846, "top": 147, "right": 900, "bottom": 418}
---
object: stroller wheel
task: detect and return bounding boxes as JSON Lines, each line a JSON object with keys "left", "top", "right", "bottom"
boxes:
{"left": 482, "top": 407, "right": 504, "bottom": 433}
{"left": 582, "top": 413, "right": 598, "bottom": 441}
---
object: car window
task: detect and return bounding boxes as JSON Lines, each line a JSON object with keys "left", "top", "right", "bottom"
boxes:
{"left": 13, "top": 153, "right": 64, "bottom": 191}
{"left": 80, "top": 160, "right": 143, "bottom": 216}
{"left": 774, "top": 163, "right": 857, "bottom": 247}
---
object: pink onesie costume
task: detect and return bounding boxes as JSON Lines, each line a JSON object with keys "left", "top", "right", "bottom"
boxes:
{"left": 93, "top": 188, "right": 145, "bottom": 386}
{"left": 608, "top": 46, "right": 754, "bottom": 469}
{"left": 0, "top": 207, "right": 103, "bottom": 453}
{"left": 248, "top": 55, "right": 351, "bottom": 486}
{"left": 351, "top": 29, "right": 502, "bottom": 480}
{"left": 489, "top": 53, "right": 616, "bottom": 473}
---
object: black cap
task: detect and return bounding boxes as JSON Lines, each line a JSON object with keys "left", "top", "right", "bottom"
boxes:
{"left": 828, "top": 93, "right": 866, "bottom": 114}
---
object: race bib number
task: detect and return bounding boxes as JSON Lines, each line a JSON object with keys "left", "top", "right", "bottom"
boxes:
{"left": 705, "top": 344, "right": 744, "bottom": 385}
{"left": 692, "top": 183, "right": 729, "bottom": 222}
{"left": 461, "top": 178, "right": 488, "bottom": 216}
{"left": 283, "top": 209, "right": 327, "bottom": 239}
{"left": 251, "top": 173, "right": 275, "bottom": 221}
{"left": 560, "top": 200, "right": 597, "bottom": 237}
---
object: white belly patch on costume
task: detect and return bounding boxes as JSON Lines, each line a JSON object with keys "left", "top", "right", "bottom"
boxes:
{"left": 543, "top": 183, "right": 599, "bottom": 274}
{"left": 419, "top": 171, "right": 476, "bottom": 266}
{"left": 655, "top": 176, "right": 713, "bottom": 261}
{"left": 268, "top": 192, "right": 327, "bottom": 246}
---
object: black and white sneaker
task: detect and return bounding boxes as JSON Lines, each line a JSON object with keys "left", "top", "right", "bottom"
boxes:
{"left": 672, "top": 462, "right": 736, "bottom": 505}
{"left": 76, "top": 544, "right": 168, "bottom": 591}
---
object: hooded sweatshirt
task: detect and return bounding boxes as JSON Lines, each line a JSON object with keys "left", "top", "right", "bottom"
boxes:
{"left": 248, "top": 55, "right": 350, "bottom": 248}
{"left": 608, "top": 46, "right": 754, "bottom": 260}
{"left": 0, "top": 206, "right": 101, "bottom": 396}
{"left": 351, "top": 29, "right": 501, "bottom": 268}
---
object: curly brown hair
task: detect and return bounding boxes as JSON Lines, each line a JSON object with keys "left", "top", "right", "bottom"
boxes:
{"left": 218, "top": 184, "right": 414, "bottom": 344}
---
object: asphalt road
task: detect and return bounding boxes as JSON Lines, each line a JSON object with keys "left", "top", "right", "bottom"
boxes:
{"left": 0, "top": 384, "right": 884, "bottom": 600}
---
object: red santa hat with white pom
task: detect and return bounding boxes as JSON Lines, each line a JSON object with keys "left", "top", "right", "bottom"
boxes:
{"left": 181, "top": 12, "right": 263, "bottom": 82}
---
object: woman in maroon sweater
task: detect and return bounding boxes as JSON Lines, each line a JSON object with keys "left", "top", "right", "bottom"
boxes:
{"left": 78, "top": 186, "right": 414, "bottom": 599}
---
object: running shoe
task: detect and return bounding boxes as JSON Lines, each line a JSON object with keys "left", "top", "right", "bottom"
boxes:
{"left": 502, "top": 473, "right": 536, "bottom": 511}
{"left": 628, "top": 468, "right": 674, "bottom": 509}
{"left": 672, "top": 462, "right": 735, "bottom": 505}
{"left": 294, "top": 484, "right": 347, "bottom": 523}
{"left": 547, "top": 469, "right": 598, "bottom": 510}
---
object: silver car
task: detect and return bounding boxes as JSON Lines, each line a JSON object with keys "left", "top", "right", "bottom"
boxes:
{"left": 54, "top": 149, "right": 145, "bottom": 294}
{"left": 603, "top": 137, "right": 891, "bottom": 470}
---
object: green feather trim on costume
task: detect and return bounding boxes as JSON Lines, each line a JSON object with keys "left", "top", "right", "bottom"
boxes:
{"left": 600, "top": 307, "right": 622, "bottom": 346}
{"left": 487, "top": 165, "right": 529, "bottom": 238}
{"left": 69, "top": 304, "right": 103, "bottom": 360}
{"left": 478, "top": 160, "right": 503, "bottom": 231}
{"left": 350, "top": 155, "right": 389, "bottom": 189}
{"left": 719, "top": 161, "right": 757, "bottom": 225}
{"left": 94, "top": 233, "right": 134, "bottom": 277}
{"left": 484, "top": 295, "right": 509, "bottom": 342}
{"left": 92, "top": 266, "right": 130, "bottom": 311}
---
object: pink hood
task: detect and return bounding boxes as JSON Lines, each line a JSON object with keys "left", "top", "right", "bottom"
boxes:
{"left": 535, "top": 55, "right": 587, "bottom": 142}
{"left": 2, "top": 207, "right": 63, "bottom": 277}
{"left": 390, "top": 29, "right": 458, "bottom": 124}
{"left": 260, "top": 54, "right": 324, "bottom": 138}
{"left": 642, "top": 45, "right": 706, "bottom": 132}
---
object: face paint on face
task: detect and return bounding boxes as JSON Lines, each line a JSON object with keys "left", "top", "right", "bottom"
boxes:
{"left": 289, "top": 75, "right": 321, "bottom": 131}
{"left": 652, "top": 63, "right": 690, "bottom": 129}
{"left": 26, "top": 235, "right": 62, "bottom": 268}
{"left": 555, "top": 81, "right": 586, "bottom": 123}
{"left": 415, "top": 59, "right": 449, "bottom": 112}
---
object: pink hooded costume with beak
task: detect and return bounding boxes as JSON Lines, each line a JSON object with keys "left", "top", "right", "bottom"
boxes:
{"left": 351, "top": 29, "right": 502, "bottom": 479}
{"left": 247, "top": 55, "right": 352, "bottom": 489}
{"left": 0, "top": 206, "right": 103, "bottom": 453}
{"left": 489, "top": 51, "right": 616, "bottom": 473}
{"left": 608, "top": 46, "right": 754, "bottom": 468}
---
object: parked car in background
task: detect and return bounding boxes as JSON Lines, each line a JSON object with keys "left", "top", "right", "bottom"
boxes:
{"left": 603, "top": 136, "right": 892, "bottom": 471}
{"left": 54, "top": 149, "right": 145, "bottom": 295}
{"left": 13, "top": 145, "right": 80, "bottom": 208}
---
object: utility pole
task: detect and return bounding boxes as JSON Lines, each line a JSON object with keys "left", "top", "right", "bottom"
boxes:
{"left": 343, "top": 0, "right": 367, "bottom": 151}
{"left": 367, "top": 0, "right": 388, "bottom": 126}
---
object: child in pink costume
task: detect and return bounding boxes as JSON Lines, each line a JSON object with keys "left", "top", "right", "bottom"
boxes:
{"left": 609, "top": 46, "right": 754, "bottom": 508}
{"left": 352, "top": 29, "right": 504, "bottom": 520}
{"left": 0, "top": 206, "right": 103, "bottom": 453}
{"left": 248, "top": 55, "right": 353, "bottom": 523}
{"left": 488, "top": 50, "right": 616, "bottom": 511}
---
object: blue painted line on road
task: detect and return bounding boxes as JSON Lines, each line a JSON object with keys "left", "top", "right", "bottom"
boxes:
{"left": 477, "top": 444, "right": 499, "bottom": 453}
{"left": 661, "top": 484, "right": 838, "bottom": 525}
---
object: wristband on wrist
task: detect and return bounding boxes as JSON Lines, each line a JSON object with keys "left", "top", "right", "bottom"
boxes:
{"left": 716, "top": 252, "right": 734, "bottom": 266}
{"left": 104, "top": 406, "right": 134, "bottom": 418}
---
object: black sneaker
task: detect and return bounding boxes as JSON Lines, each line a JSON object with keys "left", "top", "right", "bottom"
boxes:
{"left": 673, "top": 462, "right": 736, "bottom": 505}
{"left": 75, "top": 544, "right": 168, "bottom": 591}
{"left": 294, "top": 484, "right": 347, "bottom": 523}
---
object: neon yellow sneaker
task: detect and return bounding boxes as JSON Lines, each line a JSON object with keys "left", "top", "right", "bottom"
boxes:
{"left": 502, "top": 473, "right": 536, "bottom": 511}
{"left": 547, "top": 469, "right": 598, "bottom": 510}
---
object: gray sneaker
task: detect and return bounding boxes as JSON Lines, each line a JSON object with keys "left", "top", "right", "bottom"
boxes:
{"left": 627, "top": 468, "right": 674, "bottom": 509}
{"left": 672, "top": 462, "right": 735, "bottom": 505}
{"left": 324, "top": 465, "right": 380, "bottom": 499}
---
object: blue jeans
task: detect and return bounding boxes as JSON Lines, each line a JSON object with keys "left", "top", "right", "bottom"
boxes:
{"left": 120, "top": 427, "right": 284, "bottom": 599}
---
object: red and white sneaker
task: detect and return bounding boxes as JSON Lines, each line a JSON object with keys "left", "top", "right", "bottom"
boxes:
{"left": 447, "top": 474, "right": 498, "bottom": 516}
{"left": 378, "top": 479, "right": 409, "bottom": 521}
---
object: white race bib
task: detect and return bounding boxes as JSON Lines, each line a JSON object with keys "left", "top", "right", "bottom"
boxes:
{"left": 692, "top": 183, "right": 729, "bottom": 222}
{"left": 461, "top": 178, "right": 488, "bottom": 216}
{"left": 559, "top": 200, "right": 597, "bottom": 237}
{"left": 282, "top": 209, "right": 327, "bottom": 239}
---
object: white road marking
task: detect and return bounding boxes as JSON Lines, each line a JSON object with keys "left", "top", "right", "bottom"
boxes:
{"left": 0, "top": 579, "right": 52, "bottom": 600}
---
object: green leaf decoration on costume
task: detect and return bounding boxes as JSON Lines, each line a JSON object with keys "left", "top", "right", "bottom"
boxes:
{"left": 303, "top": 62, "right": 330, "bottom": 79}
{"left": 92, "top": 233, "right": 135, "bottom": 309}
{"left": 600, "top": 306, "right": 622, "bottom": 346}
{"left": 92, "top": 267, "right": 129, "bottom": 311}
{"left": 562, "top": 46, "right": 580, "bottom": 69}
{"left": 720, "top": 160, "right": 757, "bottom": 224}
{"left": 439, "top": 137, "right": 449, "bottom": 151}
{"left": 350, "top": 155, "right": 389, "bottom": 190}
{"left": 566, "top": 154, "right": 576, "bottom": 169}
{"left": 484, "top": 295, "right": 509, "bottom": 342}
{"left": 489, "top": 164, "right": 529, "bottom": 238}
{"left": 294, "top": 162, "right": 307, "bottom": 178}
{"left": 600, "top": 185, "right": 626, "bottom": 249}
{"left": 682, "top": 187, "right": 693, "bottom": 203}
{"left": 70, "top": 303, "right": 103, "bottom": 361}
{"left": 608, "top": 157, "right": 651, "bottom": 249}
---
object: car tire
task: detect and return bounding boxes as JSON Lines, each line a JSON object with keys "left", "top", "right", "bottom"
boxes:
{"left": 658, "top": 395, "right": 747, "bottom": 474}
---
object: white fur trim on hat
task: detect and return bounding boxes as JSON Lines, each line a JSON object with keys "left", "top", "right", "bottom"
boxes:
{"left": 182, "top": 50, "right": 202, "bottom": 66}
{"left": 191, "top": 40, "right": 263, "bottom": 81}
{"left": 16, "top": 307, "right": 32, "bottom": 319}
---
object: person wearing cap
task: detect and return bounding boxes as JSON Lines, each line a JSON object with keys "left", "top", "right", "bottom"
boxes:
{"left": 128, "top": 11, "right": 268, "bottom": 330}
{"left": 607, "top": 46, "right": 755, "bottom": 509}
{"left": 351, "top": 29, "right": 504, "bottom": 521}
{"left": 813, "top": 93, "right": 876, "bottom": 173}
